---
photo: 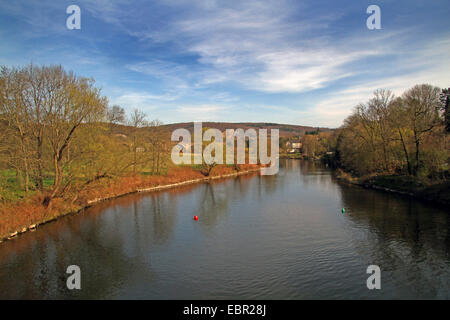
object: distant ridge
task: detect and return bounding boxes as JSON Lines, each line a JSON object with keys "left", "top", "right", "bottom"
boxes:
{"left": 161, "top": 122, "right": 333, "bottom": 138}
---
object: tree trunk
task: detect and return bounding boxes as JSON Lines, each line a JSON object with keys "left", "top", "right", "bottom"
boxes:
{"left": 414, "top": 136, "right": 420, "bottom": 176}
{"left": 36, "top": 136, "right": 44, "bottom": 190}
{"left": 23, "top": 157, "right": 29, "bottom": 193}
{"left": 133, "top": 134, "right": 137, "bottom": 175}
{"left": 152, "top": 148, "right": 156, "bottom": 174}
{"left": 156, "top": 151, "right": 160, "bottom": 174}
{"left": 398, "top": 129, "right": 412, "bottom": 175}
{"left": 53, "top": 155, "right": 59, "bottom": 188}
{"left": 382, "top": 143, "right": 388, "bottom": 172}
{"left": 19, "top": 136, "right": 29, "bottom": 193}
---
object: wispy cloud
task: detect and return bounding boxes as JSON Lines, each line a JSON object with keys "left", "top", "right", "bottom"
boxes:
{"left": 1, "top": 0, "right": 449, "bottom": 127}
{"left": 309, "top": 38, "right": 450, "bottom": 127}
{"left": 128, "top": 0, "right": 377, "bottom": 93}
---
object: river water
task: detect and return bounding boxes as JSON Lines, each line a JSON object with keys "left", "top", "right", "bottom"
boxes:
{"left": 0, "top": 160, "right": 449, "bottom": 299}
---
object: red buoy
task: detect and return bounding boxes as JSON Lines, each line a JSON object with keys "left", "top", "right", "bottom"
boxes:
{"left": 194, "top": 215, "right": 198, "bottom": 221}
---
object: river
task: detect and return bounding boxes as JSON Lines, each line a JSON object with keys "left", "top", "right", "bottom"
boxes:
{"left": 0, "top": 159, "right": 449, "bottom": 299}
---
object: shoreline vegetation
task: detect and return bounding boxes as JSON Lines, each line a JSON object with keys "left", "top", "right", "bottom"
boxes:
{"left": 279, "top": 153, "right": 303, "bottom": 159}
{"left": 334, "top": 169, "right": 450, "bottom": 206}
{"left": 314, "top": 85, "right": 449, "bottom": 207}
{"left": 280, "top": 154, "right": 450, "bottom": 206}
{"left": 280, "top": 86, "right": 450, "bottom": 207}
{"left": 0, "top": 164, "right": 260, "bottom": 243}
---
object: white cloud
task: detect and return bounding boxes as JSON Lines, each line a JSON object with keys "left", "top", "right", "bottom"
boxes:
{"left": 309, "top": 38, "right": 450, "bottom": 127}
{"left": 119, "top": 1, "right": 420, "bottom": 96}
{"left": 4, "top": 0, "right": 448, "bottom": 128}
{"left": 81, "top": 1, "right": 450, "bottom": 126}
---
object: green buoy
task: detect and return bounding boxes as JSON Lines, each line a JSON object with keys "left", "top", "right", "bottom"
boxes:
{"left": 341, "top": 208, "right": 345, "bottom": 214}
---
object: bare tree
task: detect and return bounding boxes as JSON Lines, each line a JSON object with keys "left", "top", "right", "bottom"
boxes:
{"left": 107, "top": 104, "right": 126, "bottom": 125}
{"left": 369, "top": 89, "right": 395, "bottom": 171}
{"left": 389, "top": 97, "right": 413, "bottom": 175}
{"left": 43, "top": 68, "right": 107, "bottom": 203}
{"left": 402, "top": 84, "right": 442, "bottom": 175}
{"left": 0, "top": 66, "right": 34, "bottom": 192}
{"left": 147, "top": 119, "right": 168, "bottom": 174}
{"left": 129, "top": 108, "right": 147, "bottom": 174}
{"left": 440, "top": 88, "right": 449, "bottom": 133}
{"left": 338, "top": 85, "right": 444, "bottom": 177}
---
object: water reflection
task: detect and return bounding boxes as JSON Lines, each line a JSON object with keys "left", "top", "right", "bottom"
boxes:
{"left": 339, "top": 185, "right": 450, "bottom": 298}
{"left": 0, "top": 161, "right": 448, "bottom": 299}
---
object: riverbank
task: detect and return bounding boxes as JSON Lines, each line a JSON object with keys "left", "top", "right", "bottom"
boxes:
{"left": 335, "top": 169, "right": 450, "bottom": 206}
{"left": 280, "top": 153, "right": 304, "bottom": 159}
{"left": 280, "top": 153, "right": 322, "bottom": 160}
{"left": 0, "top": 164, "right": 260, "bottom": 243}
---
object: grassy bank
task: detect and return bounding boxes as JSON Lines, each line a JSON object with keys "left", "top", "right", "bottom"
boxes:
{"left": 280, "top": 153, "right": 304, "bottom": 159}
{"left": 335, "top": 169, "right": 450, "bottom": 206}
{"left": 0, "top": 164, "right": 260, "bottom": 242}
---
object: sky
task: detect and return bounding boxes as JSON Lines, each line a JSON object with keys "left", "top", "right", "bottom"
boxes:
{"left": 0, "top": 0, "right": 449, "bottom": 128}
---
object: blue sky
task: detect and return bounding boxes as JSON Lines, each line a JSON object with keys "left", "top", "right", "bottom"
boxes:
{"left": 0, "top": 0, "right": 449, "bottom": 127}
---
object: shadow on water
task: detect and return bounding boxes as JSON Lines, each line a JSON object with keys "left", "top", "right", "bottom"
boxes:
{"left": 337, "top": 181, "right": 450, "bottom": 298}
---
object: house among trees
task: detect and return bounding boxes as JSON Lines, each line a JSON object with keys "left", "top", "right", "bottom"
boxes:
{"left": 286, "top": 140, "right": 302, "bottom": 153}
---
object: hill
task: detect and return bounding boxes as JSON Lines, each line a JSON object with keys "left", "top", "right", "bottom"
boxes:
{"left": 160, "top": 122, "right": 333, "bottom": 138}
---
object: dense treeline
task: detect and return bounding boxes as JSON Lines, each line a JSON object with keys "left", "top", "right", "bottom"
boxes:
{"left": 0, "top": 64, "right": 169, "bottom": 204}
{"left": 329, "top": 85, "right": 449, "bottom": 179}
